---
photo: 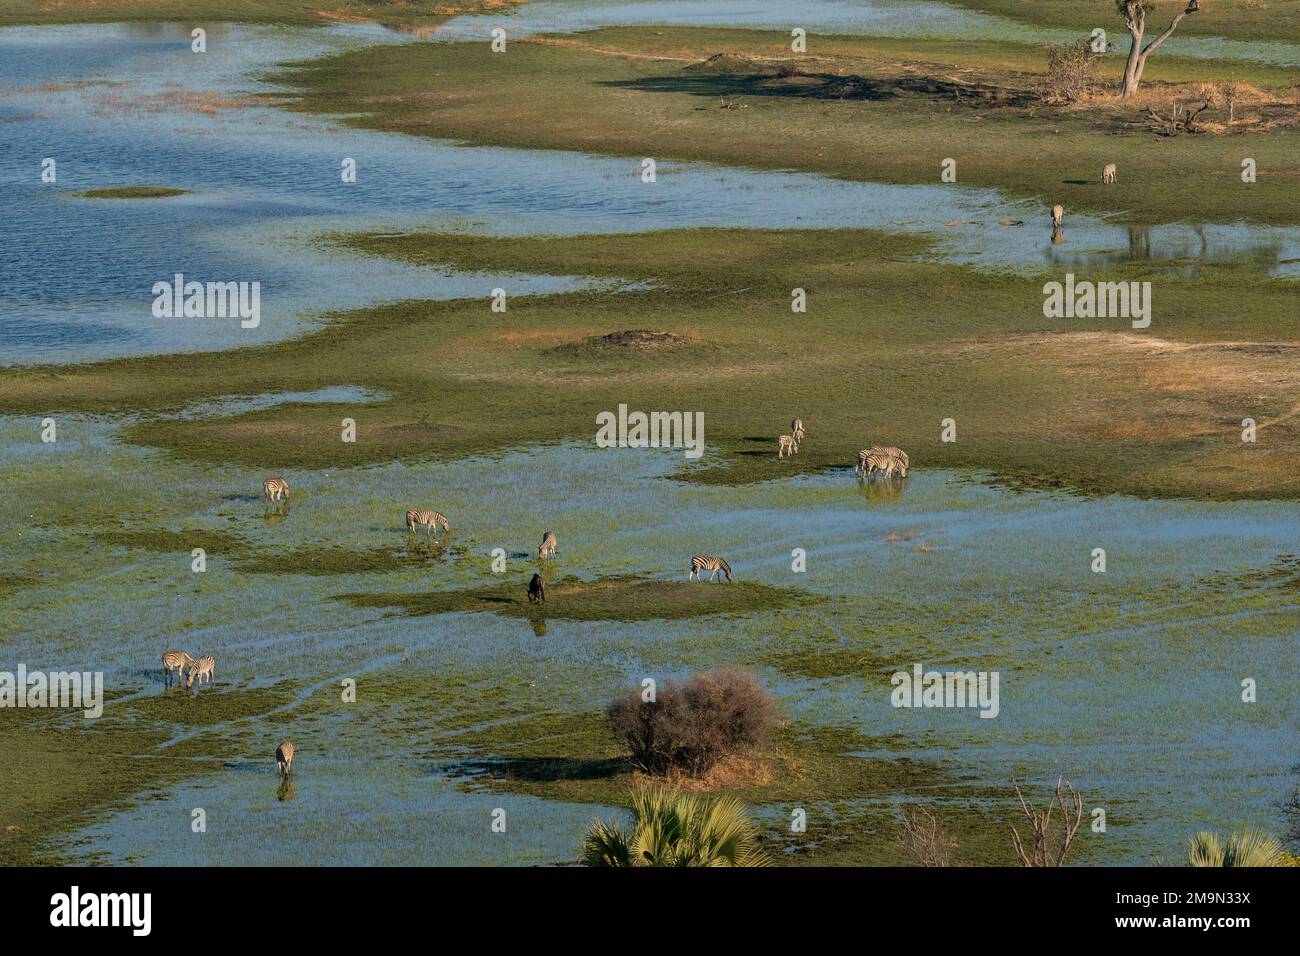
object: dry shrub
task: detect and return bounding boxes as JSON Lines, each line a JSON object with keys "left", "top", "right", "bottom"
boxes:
{"left": 1041, "top": 40, "right": 1100, "bottom": 104}
{"left": 898, "top": 807, "right": 957, "bottom": 866}
{"left": 608, "top": 669, "right": 777, "bottom": 776}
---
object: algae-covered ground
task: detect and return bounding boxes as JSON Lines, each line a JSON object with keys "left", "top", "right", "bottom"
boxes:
{"left": 949, "top": 0, "right": 1300, "bottom": 45}
{"left": 3, "top": 5, "right": 1298, "bottom": 868}
{"left": 274, "top": 25, "right": 1300, "bottom": 226}
{"left": 76, "top": 185, "right": 190, "bottom": 199}
{"left": 3, "top": 226, "right": 1298, "bottom": 499}
{"left": 0, "top": 0, "right": 520, "bottom": 28}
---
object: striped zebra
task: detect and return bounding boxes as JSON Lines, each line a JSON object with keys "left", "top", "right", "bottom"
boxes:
{"left": 791, "top": 418, "right": 805, "bottom": 443}
{"left": 162, "top": 650, "right": 194, "bottom": 686}
{"left": 689, "top": 555, "right": 733, "bottom": 582}
{"left": 185, "top": 655, "right": 215, "bottom": 689}
{"left": 276, "top": 741, "right": 295, "bottom": 775}
{"left": 856, "top": 446, "right": 908, "bottom": 479}
{"left": 538, "top": 530, "right": 557, "bottom": 559}
{"left": 406, "top": 509, "right": 449, "bottom": 539}
{"left": 874, "top": 445, "right": 909, "bottom": 478}
{"left": 855, "top": 447, "right": 898, "bottom": 479}
{"left": 263, "top": 477, "right": 289, "bottom": 506}
{"left": 778, "top": 434, "right": 798, "bottom": 458}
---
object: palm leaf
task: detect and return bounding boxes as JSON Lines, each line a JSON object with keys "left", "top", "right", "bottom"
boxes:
{"left": 581, "top": 785, "right": 769, "bottom": 866}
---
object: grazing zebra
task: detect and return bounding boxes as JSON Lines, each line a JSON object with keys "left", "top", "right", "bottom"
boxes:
{"left": 276, "top": 741, "right": 294, "bottom": 775}
{"left": 406, "top": 509, "right": 449, "bottom": 539}
{"left": 778, "top": 434, "right": 799, "bottom": 458}
{"left": 185, "top": 655, "right": 215, "bottom": 689}
{"left": 162, "top": 650, "right": 194, "bottom": 685}
{"left": 689, "top": 555, "right": 732, "bottom": 582}
{"left": 1051, "top": 203, "right": 1064, "bottom": 228}
{"left": 263, "top": 477, "right": 289, "bottom": 505}
{"left": 791, "top": 418, "right": 805, "bottom": 443}
{"left": 856, "top": 446, "right": 908, "bottom": 479}
{"left": 876, "top": 445, "right": 909, "bottom": 478}
{"left": 528, "top": 572, "right": 545, "bottom": 604}
{"left": 1102, "top": 163, "right": 1117, "bottom": 184}
{"left": 538, "top": 530, "right": 557, "bottom": 559}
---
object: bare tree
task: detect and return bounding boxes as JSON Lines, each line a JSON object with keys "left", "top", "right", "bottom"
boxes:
{"left": 1117, "top": 1, "right": 1201, "bottom": 98}
{"left": 1009, "top": 775, "right": 1084, "bottom": 866}
{"left": 899, "top": 807, "right": 956, "bottom": 866}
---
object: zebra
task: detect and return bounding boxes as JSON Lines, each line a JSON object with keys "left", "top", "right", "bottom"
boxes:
{"left": 538, "top": 530, "right": 557, "bottom": 559}
{"left": 778, "top": 434, "right": 798, "bottom": 458}
{"left": 856, "top": 446, "right": 908, "bottom": 479}
{"left": 185, "top": 655, "right": 215, "bottom": 689}
{"left": 406, "top": 509, "right": 449, "bottom": 539}
{"left": 1051, "top": 203, "right": 1064, "bottom": 228}
{"left": 1102, "top": 163, "right": 1117, "bottom": 184}
{"left": 689, "top": 555, "right": 732, "bottom": 582}
{"left": 857, "top": 447, "right": 899, "bottom": 478}
{"left": 162, "top": 650, "right": 194, "bottom": 686}
{"left": 276, "top": 741, "right": 294, "bottom": 775}
{"left": 528, "top": 573, "right": 545, "bottom": 603}
{"left": 791, "top": 418, "right": 805, "bottom": 443}
{"left": 876, "top": 445, "right": 909, "bottom": 478}
{"left": 263, "top": 477, "right": 289, "bottom": 506}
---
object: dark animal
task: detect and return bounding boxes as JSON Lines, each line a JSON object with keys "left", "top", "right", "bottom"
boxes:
{"left": 528, "top": 573, "right": 545, "bottom": 604}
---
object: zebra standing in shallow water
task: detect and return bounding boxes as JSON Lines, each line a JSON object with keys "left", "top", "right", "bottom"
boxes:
{"left": 263, "top": 477, "right": 289, "bottom": 506}
{"left": 186, "top": 655, "right": 215, "bottom": 689}
{"left": 276, "top": 741, "right": 294, "bottom": 775}
{"left": 875, "top": 445, "right": 908, "bottom": 478}
{"left": 406, "top": 509, "right": 449, "bottom": 539}
{"left": 856, "top": 446, "right": 909, "bottom": 479}
{"left": 689, "top": 555, "right": 733, "bottom": 582}
{"left": 162, "top": 650, "right": 194, "bottom": 686}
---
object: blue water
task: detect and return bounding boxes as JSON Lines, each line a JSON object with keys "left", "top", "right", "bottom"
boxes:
{"left": 3, "top": 21, "right": 1296, "bottom": 364}
{"left": 443, "top": 0, "right": 1300, "bottom": 66}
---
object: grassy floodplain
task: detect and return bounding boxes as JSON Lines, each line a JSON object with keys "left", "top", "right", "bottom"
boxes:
{"left": 949, "top": 0, "right": 1300, "bottom": 45}
{"left": 76, "top": 185, "right": 189, "bottom": 199}
{"left": 275, "top": 25, "right": 1300, "bottom": 225}
{"left": 0, "top": 0, "right": 521, "bottom": 28}
{"left": 3, "top": 225, "right": 1299, "bottom": 498}
{"left": 3, "top": 8, "right": 1298, "bottom": 868}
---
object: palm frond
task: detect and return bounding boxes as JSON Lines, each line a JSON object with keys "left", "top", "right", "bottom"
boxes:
{"left": 581, "top": 785, "right": 769, "bottom": 866}
{"left": 1188, "top": 829, "right": 1286, "bottom": 867}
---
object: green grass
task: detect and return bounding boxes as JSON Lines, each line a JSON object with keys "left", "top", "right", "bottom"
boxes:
{"left": 0, "top": 681, "right": 299, "bottom": 864}
{"left": 95, "top": 528, "right": 248, "bottom": 554}
{"left": 437, "top": 707, "right": 1029, "bottom": 865}
{"left": 948, "top": 0, "right": 1300, "bottom": 45}
{"left": 3, "top": 226, "right": 1299, "bottom": 499}
{"left": 75, "top": 185, "right": 190, "bottom": 199}
{"left": 272, "top": 25, "right": 1300, "bottom": 226}
{"left": 0, "top": 0, "right": 519, "bottom": 28}
{"left": 340, "top": 574, "right": 817, "bottom": 621}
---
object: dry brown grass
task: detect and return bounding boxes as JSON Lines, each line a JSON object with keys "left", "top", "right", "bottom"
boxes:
{"left": 640, "top": 749, "right": 784, "bottom": 792}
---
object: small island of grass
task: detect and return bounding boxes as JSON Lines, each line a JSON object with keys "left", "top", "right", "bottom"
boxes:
{"left": 76, "top": 185, "right": 189, "bottom": 199}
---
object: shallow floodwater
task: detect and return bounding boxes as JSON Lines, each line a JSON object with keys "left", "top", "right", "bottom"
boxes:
{"left": 443, "top": 0, "right": 1300, "bottom": 66}
{"left": 2, "top": 10, "right": 1298, "bottom": 867}
{"left": 1, "top": 417, "right": 1296, "bottom": 864}
{"left": 4, "top": 21, "right": 1298, "bottom": 363}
